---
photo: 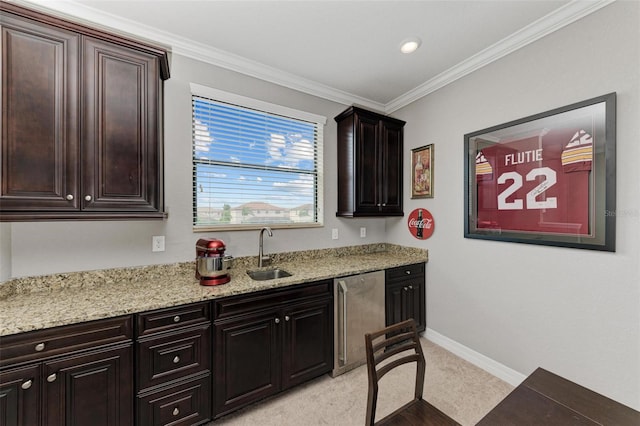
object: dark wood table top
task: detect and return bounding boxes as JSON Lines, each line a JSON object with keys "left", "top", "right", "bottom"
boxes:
{"left": 477, "top": 367, "right": 640, "bottom": 425}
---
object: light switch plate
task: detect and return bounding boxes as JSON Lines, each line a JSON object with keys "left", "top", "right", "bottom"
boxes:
{"left": 332, "top": 228, "right": 339, "bottom": 240}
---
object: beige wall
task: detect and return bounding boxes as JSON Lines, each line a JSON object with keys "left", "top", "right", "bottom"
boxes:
{"left": 389, "top": 0, "right": 640, "bottom": 410}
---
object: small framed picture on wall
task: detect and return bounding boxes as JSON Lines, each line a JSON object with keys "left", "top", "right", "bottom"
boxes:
{"left": 411, "top": 144, "right": 434, "bottom": 198}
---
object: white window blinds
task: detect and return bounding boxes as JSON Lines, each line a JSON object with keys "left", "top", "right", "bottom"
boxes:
{"left": 191, "top": 85, "right": 325, "bottom": 230}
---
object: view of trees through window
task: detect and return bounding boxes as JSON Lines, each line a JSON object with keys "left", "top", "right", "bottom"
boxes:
{"left": 192, "top": 96, "right": 322, "bottom": 227}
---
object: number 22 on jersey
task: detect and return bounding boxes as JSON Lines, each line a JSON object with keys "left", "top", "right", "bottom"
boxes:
{"left": 497, "top": 166, "right": 557, "bottom": 210}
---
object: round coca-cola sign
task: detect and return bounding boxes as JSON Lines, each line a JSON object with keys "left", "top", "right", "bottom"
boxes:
{"left": 408, "top": 208, "right": 434, "bottom": 240}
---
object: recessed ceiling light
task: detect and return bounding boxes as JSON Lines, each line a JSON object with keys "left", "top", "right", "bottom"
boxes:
{"left": 400, "top": 37, "right": 422, "bottom": 54}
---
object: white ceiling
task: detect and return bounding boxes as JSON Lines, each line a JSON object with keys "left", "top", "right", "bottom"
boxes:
{"left": 17, "top": 0, "right": 612, "bottom": 113}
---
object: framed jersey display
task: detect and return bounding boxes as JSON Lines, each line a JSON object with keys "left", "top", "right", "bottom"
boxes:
{"left": 464, "top": 93, "right": 616, "bottom": 251}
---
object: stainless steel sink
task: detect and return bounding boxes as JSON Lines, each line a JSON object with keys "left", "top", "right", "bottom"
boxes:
{"left": 247, "top": 268, "right": 292, "bottom": 281}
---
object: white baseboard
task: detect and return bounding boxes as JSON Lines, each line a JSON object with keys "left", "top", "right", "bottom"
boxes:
{"left": 425, "top": 328, "right": 527, "bottom": 387}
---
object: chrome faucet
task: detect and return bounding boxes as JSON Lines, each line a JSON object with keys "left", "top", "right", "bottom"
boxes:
{"left": 258, "top": 227, "right": 273, "bottom": 267}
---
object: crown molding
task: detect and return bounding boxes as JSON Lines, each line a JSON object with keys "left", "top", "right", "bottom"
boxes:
{"left": 170, "top": 36, "right": 386, "bottom": 112}
{"left": 12, "top": 0, "right": 614, "bottom": 115}
{"left": 385, "top": 0, "right": 616, "bottom": 113}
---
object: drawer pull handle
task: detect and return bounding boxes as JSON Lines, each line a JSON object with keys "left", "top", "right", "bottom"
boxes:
{"left": 47, "top": 373, "right": 57, "bottom": 383}
{"left": 173, "top": 356, "right": 180, "bottom": 364}
{"left": 21, "top": 379, "right": 33, "bottom": 390}
{"left": 172, "top": 407, "right": 179, "bottom": 416}
{"left": 173, "top": 315, "right": 180, "bottom": 323}
{"left": 35, "top": 343, "right": 45, "bottom": 352}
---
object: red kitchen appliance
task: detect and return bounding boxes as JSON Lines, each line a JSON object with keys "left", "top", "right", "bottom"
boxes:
{"left": 195, "top": 238, "right": 232, "bottom": 286}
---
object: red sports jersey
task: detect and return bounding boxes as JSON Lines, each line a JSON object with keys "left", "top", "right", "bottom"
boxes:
{"left": 475, "top": 127, "right": 593, "bottom": 235}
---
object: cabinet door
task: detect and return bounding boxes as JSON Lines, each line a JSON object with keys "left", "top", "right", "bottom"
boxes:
{"left": 43, "top": 345, "right": 133, "bottom": 426}
{"left": 379, "top": 120, "right": 403, "bottom": 215}
{"left": 401, "top": 284, "right": 422, "bottom": 331}
{"left": 0, "top": 364, "right": 41, "bottom": 426}
{"left": 282, "top": 298, "right": 332, "bottom": 390}
{"left": 0, "top": 14, "right": 79, "bottom": 211}
{"left": 355, "top": 113, "right": 381, "bottom": 213}
{"left": 82, "top": 37, "right": 161, "bottom": 212}
{"left": 214, "top": 310, "right": 280, "bottom": 418}
{"left": 385, "top": 280, "right": 425, "bottom": 332}
{"left": 385, "top": 281, "right": 405, "bottom": 327}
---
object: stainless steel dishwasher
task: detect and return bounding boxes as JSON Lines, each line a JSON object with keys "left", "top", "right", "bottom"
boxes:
{"left": 332, "top": 270, "right": 385, "bottom": 377}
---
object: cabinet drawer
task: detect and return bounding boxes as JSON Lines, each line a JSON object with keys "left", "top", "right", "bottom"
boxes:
{"left": 214, "top": 280, "right": 332, "bottom": 321}
{"left": 137, "top": 324, "right": 211, "bottom": 391}
{"left": 0, "top": 316, "right": 132, "bottom": 367}
{"left": 137, "top": 302, "right": 210, "bottom": 337}
{"left": 137, "top": 374, "right": 211, "bottom": 426}
{"left": 385, "top": 263, "right": 424, "bottom": 283}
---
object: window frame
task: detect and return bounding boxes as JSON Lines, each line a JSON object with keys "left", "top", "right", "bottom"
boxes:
{"left": 190, "top": 83, "right": 326, "bottom": 232}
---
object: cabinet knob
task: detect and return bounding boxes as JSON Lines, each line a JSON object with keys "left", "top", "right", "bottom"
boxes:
{"left": 66, "top": 194, "right": 74, "bottom": 201}
{"left": 46, "top": 373, "right": 57, "bottom": 383}
{"left": 285, "top": 315, "right": 290, "bottom": 321}
{"left": 274, "top": 318, "right": 280, "bottom": 324}
{"left": 408, "top": 285, "right": 413, "bottom": 290}
{"left": 172, "top": 407, "right": 180, "bottom": 416}
{"left": 21, "top": 379, "right": 33, "bottom": 390}
{"left": 405, "top": 270, "right": 411, "bottom": 275}
{"left": 173, "top": 355, "right": 180, "bottom": 364}
{"left": 35, "top": 343, "right": 45, "bottom": 352}
{"left": 403, "top": 287, "right": 408, "bottom": 292}
{"left": 84, "top": 195, "right": 92, "bottom": 201}
{"left": 173, "top": 315, "right": 181, "bottom": 323}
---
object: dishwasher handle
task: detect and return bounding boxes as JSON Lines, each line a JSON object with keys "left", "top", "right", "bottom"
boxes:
{"left": 338, "top": 280, "right": 348, "bottom": 365}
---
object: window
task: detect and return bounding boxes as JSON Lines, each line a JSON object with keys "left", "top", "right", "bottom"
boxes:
{"left": 191, "top": 84, "right": 325, "bottom": 230}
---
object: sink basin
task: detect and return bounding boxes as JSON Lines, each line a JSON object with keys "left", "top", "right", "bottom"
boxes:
{"left": 247, "top": 268, "right": 292, "bottom": 281}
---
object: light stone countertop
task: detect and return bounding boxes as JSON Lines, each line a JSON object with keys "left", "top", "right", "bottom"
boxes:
{"left": 0, "top": 243, "right": 428, "bottom": 337}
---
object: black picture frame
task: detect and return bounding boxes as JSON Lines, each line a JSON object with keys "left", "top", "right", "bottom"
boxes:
{"left": 464, "top": 93, "right": 616, "bottom": 251}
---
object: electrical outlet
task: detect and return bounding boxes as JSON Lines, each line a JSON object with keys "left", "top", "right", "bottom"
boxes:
{"left": 360, "top": 227, "right": 366, "bottom": 238}
{"left": 152, "top": 236, "right": 165, "bottom": 252}
{"left": 332, "top": 228, "right": 339, "bottom": 240}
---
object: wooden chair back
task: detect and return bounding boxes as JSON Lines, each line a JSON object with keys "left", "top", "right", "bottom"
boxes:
{"left": 364, "top": 319, "right": 460, "bottom": 426}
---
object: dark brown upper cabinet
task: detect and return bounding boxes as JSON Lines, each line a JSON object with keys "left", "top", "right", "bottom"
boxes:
{"left": 0, "top": 3, "right": 170, "bottom": 221}
{"left": 335, "top": 106, "right": 405, "bottom": 217}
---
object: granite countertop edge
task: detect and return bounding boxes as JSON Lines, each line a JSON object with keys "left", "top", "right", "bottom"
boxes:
{"left": 0, "top": 243, "right": 428, "bottom": 337}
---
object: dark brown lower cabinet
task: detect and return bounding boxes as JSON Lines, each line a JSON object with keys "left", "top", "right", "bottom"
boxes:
{"left": 214, "top": 308, "right": 280, "bottom": 415}
{"left": 282, "top": 299, "right": 333, "bottom": 390}
{"left": 43, "top": 345, "right": 133, "bottom": 425}
{"left": 0, "top": 364, "right": 41, "bottom": 426}
{"left": 135, "top": 302, "right": 212, "bottom": 426}
{"left": 385, "top": 263, "right": 426, "bottom": 332}
{"left": 213, "top": 281, "right": 333, "bottom": 418}
{"left": 0, "top": 316, "right": 134, "bottom": 426}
